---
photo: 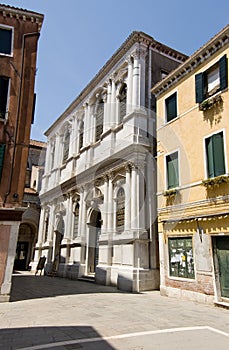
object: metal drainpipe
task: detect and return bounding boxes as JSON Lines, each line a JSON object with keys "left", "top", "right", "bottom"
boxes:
{"left": 3, "top": 31, "right": 40, "bottom": 207}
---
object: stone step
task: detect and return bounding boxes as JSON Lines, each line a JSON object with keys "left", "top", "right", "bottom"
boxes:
{"left": 214, "top": 301, "right": 229, "bottom": 310}
{"left": 78, "top": 275, "right": 95, "bottom": 283}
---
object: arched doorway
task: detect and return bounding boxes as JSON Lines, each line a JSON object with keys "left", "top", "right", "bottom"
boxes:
{"left": 52, "top": 217, "right": 64, "bottom": 273}
{"left": 87, "top": 209, "right": 101, "bottom": 275}
{"left": 14, "top": 223, "right": 35, "bottom": 270}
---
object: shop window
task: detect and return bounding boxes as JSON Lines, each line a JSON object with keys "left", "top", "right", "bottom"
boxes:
{"left": 205, "top": 131, "right": 225, "bottom": 178}
{"left": 0, "top": 27, "right": 12, "bottom": 55}
{"left": 166, "top": 151, "right": 179, "bottom": 189}
{"left": 195, "top": 55, "right": 228, "bottom": 103}
{"left": 169, "top": 237, "right": 195, "bottom": 279}
{"left": 0, "top": 76, "right": 9, "bottom": 119}
{"left": 116, "top": 187, "right": 125, "bottom": 232}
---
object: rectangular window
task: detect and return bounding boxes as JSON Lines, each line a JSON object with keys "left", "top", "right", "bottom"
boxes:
{"left": 0, "top": 144, "right": 6, "bottom": 181}
{"left": 169, "top": 237, "right": 195, "bottom": 279}
{"left": 0, "top": 76, "right": 9, "bottom": 119}
{"left": 0, "top": 27, "right": 12, "bottom": 55}
{"left": 195, "top": 54, "right": 228, "bottom": 103}
{"left": 166, "top": 151, "right": 179, "bottom": 189}
{"left": 165, "top": 92, "right": 177, "bottom": 122}
{"left": 205, "top": 131, "right": 225, "bottom": 178}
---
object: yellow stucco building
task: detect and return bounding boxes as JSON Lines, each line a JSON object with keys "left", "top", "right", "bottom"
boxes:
{"left": 152, "top": 25, "right": 229, "bottom": 305}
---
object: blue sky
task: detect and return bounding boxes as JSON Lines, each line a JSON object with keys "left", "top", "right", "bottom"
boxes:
{"left": 3, "top": 0, "right": 229, "bottom": 141}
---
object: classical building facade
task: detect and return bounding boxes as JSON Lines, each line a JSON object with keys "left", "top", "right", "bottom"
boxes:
{"left": 0, "top": 5, "right": 43, "bottom": 301}
{"left": 152, "top": 25, "right": 229, "bottom": 305}
{"left": 36, "top": 31, "right": 187, "bottom": 291}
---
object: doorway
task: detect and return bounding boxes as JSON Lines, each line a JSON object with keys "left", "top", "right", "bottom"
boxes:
{"left": 87, "top": 210, "right": 101, "bottom": 274}
{"left": 215, "top": 236, "right": 229, "bottom": 299}
{"left": 52, "top": 218, "right": 64, "bottom": 273}
{"left": 14, "top": 242, "right": 29, "bottom": 270}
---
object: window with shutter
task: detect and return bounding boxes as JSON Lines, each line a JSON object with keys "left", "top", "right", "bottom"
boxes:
{"left": 165, "top": 92, "right": 177, "bottom": 122}
{"left": 0, "top": 76, "right": 9, "bottom": 119}
{"left": 205, "top": 132, "right": 225, "bottom": 178}
{"left": 166, "top": 151, "right": 179, "bottom": 189}
{"left": 195, "top": 54, "right": 228, "bottom": 103}
{"left": 0, "top": 27, "right": 12, "bottom": 55}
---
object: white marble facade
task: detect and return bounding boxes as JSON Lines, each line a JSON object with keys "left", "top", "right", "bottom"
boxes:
{"left": 35, "top": 32, "right": 186, "bottom": 291}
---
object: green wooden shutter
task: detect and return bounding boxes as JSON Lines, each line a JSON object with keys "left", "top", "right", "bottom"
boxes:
{"left": 195, "top": 73, "right": 204, "bottom": 103}
{"left": 206, "top": 137, "right": 214, "bottom": 178}
{"left": 167, "top": 152, "right": 179, "bottom": 189}
{"left": 213, "top": 132, "right": 225, "bottom": 176}
{"left": 166, "top": 92, "right": 177, "bottom": 122}
{"left": 206, "top": 133, "right": 225, "bottom": 178}
{"left": 219, "top": 54, "right": 228, "bottom": 91}
{"left": 0, "top": 144, "right": 6, "bottom": 180}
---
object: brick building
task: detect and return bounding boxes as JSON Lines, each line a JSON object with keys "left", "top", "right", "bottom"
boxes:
{"left": 14, "top": 140, "right": 46, "bottom": 272}
{"left": 0, "top": 5, "right": 43, "bottom": 302}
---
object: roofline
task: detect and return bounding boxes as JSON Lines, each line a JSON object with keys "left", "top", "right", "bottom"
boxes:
{"left": 151, "top": 24, "right": 229, "bottom": 97}
{"left": 45, "top": 31, "right": 187, "bottom": 136}
{"left": 0, "top": 4, "right": 44, "bottom": 24}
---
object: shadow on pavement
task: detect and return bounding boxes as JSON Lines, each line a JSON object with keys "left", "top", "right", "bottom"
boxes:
{"left": 10, "top": 274, "right": 126, "bottom": 302}
{"left": 0, "top": 325, "right": 116, "bottom": 349}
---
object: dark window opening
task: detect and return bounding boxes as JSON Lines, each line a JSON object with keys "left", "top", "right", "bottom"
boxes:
{"left": 0, "top": 144, "right": 6, "bottom": 181}
{"left": 0, "top": 27, "right": 12, "bottom": 55}
{"left": 0, "top": 76, "right": 9, "bottom": 119}
{"left": 165, "top": 92, "right": 177, "bottom": 122}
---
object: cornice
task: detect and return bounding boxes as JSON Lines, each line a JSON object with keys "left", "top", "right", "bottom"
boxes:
{"left": 152, "top": 24, "right": 229, "bottom": 97}
{"left": 45, "top": 31, "right": 187, "bottom": 136}
{"left": 0, "top": 4, "right": 44, "bottom": 28}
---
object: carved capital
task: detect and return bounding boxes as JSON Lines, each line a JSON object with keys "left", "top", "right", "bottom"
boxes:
{"left": 126, "top": 55, "right": 133, "bottom": 65}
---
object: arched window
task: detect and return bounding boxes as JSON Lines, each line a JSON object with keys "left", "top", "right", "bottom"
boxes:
{"left": 44, "top": 212, "right": 49, "bottom": 242}
{"left": 95, "top": 99, "right": 104, "bottom": 142}
{"left": 119, "top": 84, "right": 127, "bottom": 123}
{"left": 79, "top": 121, "right": 84, "bottom": 150}
{"left": 73, "top": 202, "right": 79, "bottom": 239}
{"left": 62, "top": 128, "right": 70, "bottom": 163}
{"left": 50, "top": 141, "right": 55, "bottom": 169}
{"left": 116, "top": 187, "right": 125, "bottom": 232}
